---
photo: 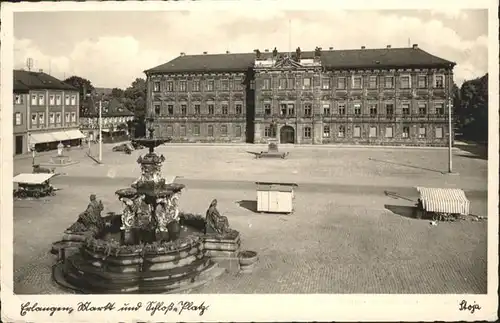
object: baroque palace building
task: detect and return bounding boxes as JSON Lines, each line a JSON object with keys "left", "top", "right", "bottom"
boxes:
{"left": 145, "top": 44, "right": 455, "bottom": 146}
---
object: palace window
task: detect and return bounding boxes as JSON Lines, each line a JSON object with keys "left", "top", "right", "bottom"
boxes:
{"left": 167, "top": 81, "right": 174, "bottom": 92}
{"left": 400, "top": 75, "right": 411, "bottom": 89}
{"left": 402, "top": 126, "right": 410, "bottom": 138}
{"left": 154, "top": 104, "right": 161, "bottom": 116}
{"left": 418, "top": 103, "right": 427, "bottom": 115}
{"left": 56, "top": 112, "right": 61, "bottom": 124}
{"left": 369, "top": 104, "right": 378, "bottom": 116}
{"left": 166, "top": 125, "right": 173, "bottom": 136}
{"left": 262, "top": 79, "right": 271, "bottom": 90}
{"left": 354, "top": 103, "right": 362, "bottom": 115}
{"left": 287, "top": 78, "right": 295, "bottom": 89}
{"left": 369, "top": 76, "right": 378, "bottom": 89}
{"left": 353, "top": 126, "right": 361, "bottom": 138}
{"left": 194, "top": 104, "right": 201, "bottom": 115}
{"left": 280, "top": 104, "right": 287, "bottom": 115}
{"left": 385, "top": 127, "right": 393, "bottom": 138}
{"left": 322, "top": 78, "right": 331, "bottom": 90}
{"left": 168, "top": 105, "right": 174, "bottom": 115}
{"left": 402, "top": 103, "right": 410, "bottom": 115}
{"left": 303, "top": 78, "right": 311, "bottom": 89}
{"left": 71, "top": 112, "right": 77, "bottom": 123}
{"left": 338, "top": 125, "right": 345, "bottom": 137}
{"left": 15, "top": 112, "right": 22, "bottom": 125}
{"left": 180, "top": 125, "right": 186, "bottom": 136}
{"left": 279, "top": 78, "right": 287, "bottom": 89}
{"left": 221, "top": 80, "right": 229, "bottom": 91}
{"left": 181, "top": 105, "right": 187, "bottom": 115}
{"left": 65, "top": 95, "right": 70, "bottom": 105}
{"left": 352, "top": 76, "right": 362, "bottom": 89}
{"left": 338, "top": 103, "right": 346, "bottom": 115}
{"left": 434, "top": 75, "right": 444, "bottom": 88}
{"left": 220, "top": 125, "right": 228, "bottom": 136}
{"left": 65, "top": 112, "right": 70, "bottom": 123}
{"left": 435, "top": 103, "right": 445, "bottom": 115}
{"left": 71, "top": 95, "right": 77, "bottom": 106}
{"left": 179, "top": 81, "right": 187, "bottom": 92}
{"left": 207, "top": 80, "right": 215, "bottom": 91}
{"left": 435, "top": 127, "right": 443, "bottom": 139}
{"left": 37, "top": 113, "right": 44, "bottom": 126}
{"left": 337, "top": 77, "right": 346, "bottom": 90}
{"left": 323, "top": 104, "right": 331, "bottom": 115}
{"left": 208, "top": 104, "right": 215, "bottom": 115}
{"left": 192, "top": 81, "right": 200, "bottom": 92}
{"left": 323, "top": 125, "right": 330, "bottom": 138}
{"left": 418, "top": 126, "right": 426, "bottom": 138}
{"left": 235, "top": 125, "right": 242, "bottom": 137}
{"left": 193, "top": 124, "right": 200, "bottom": 136}
{"left": 15, "top": 94, "right": 23, "bottom": 104}
{"left": 386, "top": 103, "right": 394, "bottom": 115}
{"left": 56, "top": 95, "right": 61, "bottom": 105}
{"left": 418, "top": 75, "right": 428, "bottom": 88}
{"left": 222, "top": 104, "right": 228, "bottom": 115}
{"left": 31, "top": 95, "right": 38, "bottom": 106}
{"left": 235, "top": 104, "right": 242, "bottom": 114}
{"left": 369, "top": 126, "right": 377, "bottom": 138}
{"left": 287, "top": 103, "right": 295, "bottom": 115}
{"left": 234, "top": 79, "right": 243, "bottom": 90}
{"left": 304, "top": 103, "right": 312, "bottom": 116}
{"left": 49, "top": 95, "right": 55, "bottom": 105}
{"left": 304, "top": 126, "right": 312, "bottom": 139}
{"left": 384, "top": 76, "right": 394, "bottom": 89}
{"left": 264, "top": 125, "right": 276, "bottom": 137}
{"left": 264, "top": 104, "right": 272, "bottom": 115}
{"left": 207, "top": 125, "right": 214, "bottom": 136}
{"left": 38, "top": 94, "right": 45, "bottom": 105}
{"left": 153, "top": 82, "right": 160, "bottom": 92}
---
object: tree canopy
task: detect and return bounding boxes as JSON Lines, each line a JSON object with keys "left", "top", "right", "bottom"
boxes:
{"left": 455, "top": 74, "right": 488, "bottom": 142}
{"left": 63, "top": 76, "right": 94, "bottom": 97}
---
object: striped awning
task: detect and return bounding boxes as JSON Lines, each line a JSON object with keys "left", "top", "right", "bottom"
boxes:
{"left": 417, "top": 187, "right": 470, "bottom": 215}
{"left": 13, "top": 173, "right": 55, "bottom": 184}
{"left": 29, "top": 133, "right": 56, "bottom": 145}
{"left": 51, "top": 131, "right": 69, "bottom": 141}
{"left": 65, "top": 129, "right": 86, "bottom": 140}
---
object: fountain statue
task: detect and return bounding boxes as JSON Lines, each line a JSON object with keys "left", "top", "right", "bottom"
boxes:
{"left": 51, "top": 120, "right": 258, "bottom": 294}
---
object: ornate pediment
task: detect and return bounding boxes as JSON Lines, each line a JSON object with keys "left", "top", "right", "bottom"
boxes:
{"left": 274, "top": 56, "right": 302, "bottom": 70}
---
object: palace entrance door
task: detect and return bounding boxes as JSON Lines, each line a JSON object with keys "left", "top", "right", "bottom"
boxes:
{"left": 280, "top": 125, "right": 295, "bottom": 144}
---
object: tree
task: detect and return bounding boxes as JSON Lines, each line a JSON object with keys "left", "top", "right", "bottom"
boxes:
{"left": 123, "top": 78, "right": 147, "bottom": 118}
{"left": 111, "top": 88, "right": 124, "bottom": 98}
{"left": 456, "top": 74, "right": 488, "bottom": 142}
{"left": 63, "top": 76, "right": 94, "bottom": 97}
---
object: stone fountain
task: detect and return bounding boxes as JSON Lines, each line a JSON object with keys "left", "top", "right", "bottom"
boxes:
{"left": 51, "top": 124, "right": 257, "bottom": 294}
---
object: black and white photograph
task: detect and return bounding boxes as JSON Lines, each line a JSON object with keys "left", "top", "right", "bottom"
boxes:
{"left": 1, "top": 1, "right": 498, "bottom": 322}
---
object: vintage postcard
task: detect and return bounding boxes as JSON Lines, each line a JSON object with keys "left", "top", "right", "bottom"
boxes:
{"left": 1, "top": 0, "right": 498, "bottom": 322}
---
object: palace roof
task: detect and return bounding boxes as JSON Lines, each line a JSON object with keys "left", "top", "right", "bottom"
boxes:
{"left": 14, "top": 70, "right": 78, "bottom": 92}
{"left": 145, "top": 46, "right": 455, "bottom": 74}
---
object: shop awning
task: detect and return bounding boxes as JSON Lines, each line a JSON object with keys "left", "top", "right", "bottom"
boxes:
{"left": 65, "top": 129, "right": 86, "bottom": 140}
{"left": 51, "top": 131, "right": 69, "bottom": 141}
{"left": 417, "top": 187, "right": 470, "bottom": 215}
{"left": 29, "top": 133, "right": 57, "bottom": 145}
{"left": 13, "top": 173, "right": 55, "bottom": 184}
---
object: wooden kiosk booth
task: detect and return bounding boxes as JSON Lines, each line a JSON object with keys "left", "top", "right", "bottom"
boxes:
{"left": 255, "top": 181, "right": 298, "bottom": 214}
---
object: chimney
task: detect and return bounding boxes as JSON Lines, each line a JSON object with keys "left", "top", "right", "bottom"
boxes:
{"left": 180, "top": 52, "right": 185, "bottom": 56}
{"left": 329, "top": 47, "right": 334, "bottom": 50}
{"left": 412, "top": 44, "right": 418, "bottom": 49}
{"left": 203, "top": 51, "right": 208, "bottom": 55}
{"left": 264, "top": 49, "right": 269, "bottom": 53}
{"left": 386, "top": 45, "right": 391, "bottom": 49}
{"left": 361, "top": 46, "right": 366, "bottom": 49}
{"left": 226, "top": 50, "right": 230, "bottom": 54}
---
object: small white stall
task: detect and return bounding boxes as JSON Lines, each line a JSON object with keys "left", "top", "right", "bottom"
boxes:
{"left": 256, "top": 182, "right": 298, "bottom": 214}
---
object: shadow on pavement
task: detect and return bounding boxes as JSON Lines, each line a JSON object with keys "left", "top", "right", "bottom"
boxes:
{"left": 384, "top": 204, "right": 419, "bottom": 220}
{"left": 369, "top": 158, "right": 445, "bottom": 174}
{"left": 454, "top": 143, "right": 488, "bottom": 161}
{"left": 236, "top": 200, "right": 258, "bottom": 213}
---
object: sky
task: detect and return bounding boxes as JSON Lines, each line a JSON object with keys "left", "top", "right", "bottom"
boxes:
{"left": 13, "top": 9, "right": 488, "bottom": 89}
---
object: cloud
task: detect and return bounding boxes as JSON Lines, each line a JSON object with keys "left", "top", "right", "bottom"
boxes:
{"left": 13, "top": 10, "right": 487, "bottom": 88}
{"left": 430, "top": 9, "right": 469, "bottom": 20}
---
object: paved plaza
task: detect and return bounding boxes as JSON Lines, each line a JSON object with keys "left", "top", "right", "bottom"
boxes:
{"left": 12, "top": 143, "right": 488, "bottom": 294}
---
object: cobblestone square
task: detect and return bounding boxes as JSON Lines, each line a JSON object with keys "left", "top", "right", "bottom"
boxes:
{"left": 12, "top": 144, "right": 488, "bottom": 294}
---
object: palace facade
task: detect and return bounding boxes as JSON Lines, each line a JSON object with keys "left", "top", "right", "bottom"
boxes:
{"left": 144, "top": 44, "right": 455, "bottom": 146}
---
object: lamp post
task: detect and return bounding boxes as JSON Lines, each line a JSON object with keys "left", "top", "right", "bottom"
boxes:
{"left": 30, "top": 143, "right": 36, "bottom": 166}
{"left": 99, "top": 97, "right": 103, "bottom": 163}
{"left": 447, "top": 71, "right": 454, "bottom": 174}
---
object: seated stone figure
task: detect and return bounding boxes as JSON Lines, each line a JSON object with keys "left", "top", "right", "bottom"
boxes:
{"left": 205, "top": 199, "right": 231, "bottom": 235}
{"left": 67, "top": 194, "right": 105, "bottom": 236}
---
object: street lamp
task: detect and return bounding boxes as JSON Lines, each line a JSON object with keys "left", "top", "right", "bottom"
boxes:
{"left": 30, "top": 143, "right": 36, "bottom": 166}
